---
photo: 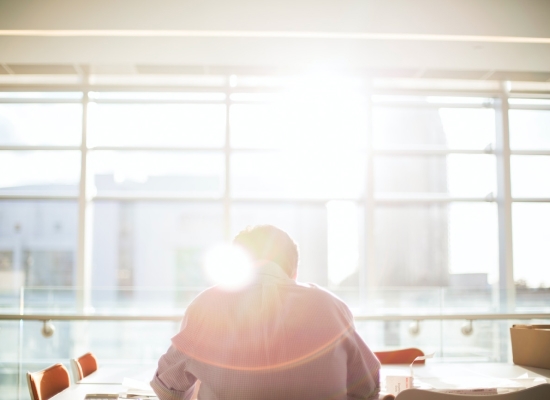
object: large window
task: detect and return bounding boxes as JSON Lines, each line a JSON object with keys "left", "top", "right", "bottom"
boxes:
{"left": 509, "top": 100, "right": 550, "bottom": 287}
{"left": 1, "top": 79, "right": 549, "bottom": 310}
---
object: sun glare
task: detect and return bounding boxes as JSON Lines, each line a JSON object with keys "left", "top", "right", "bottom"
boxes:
{"left": 203, "top": 244, "right": 255, "bottom": 290}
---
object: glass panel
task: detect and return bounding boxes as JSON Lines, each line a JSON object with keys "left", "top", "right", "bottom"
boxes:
{"left": 4, "top": 317, "right": 550, "bottom": 400}
{"left": 442, "top": 287, "right": 495, "bottom": 314}
{"left": 513, "top": 203, "right": 550, "bottom": 288}
{"left": 438, "top": 108, "right": 495, "bottom": 149}
{"left": 327, "top": 201, "right": 361, "bottom": 289}
{"left": 373, "top": 107, "right": 494, "bottom": 149}
{"left": 232, "top": 150, "right": 366, "bottom": 199}
{"left": 88, "top": 151, "right": 225, "bottom": 197}
{"left": 230, "top": 94, "right": 368, "bottom": 149}
{"left": 0, "top": 151, "right": 80, "bottom": 194}
{"left": 356, "top": 318, "right": 518, "bottom": 362}
{"left": 509, "top": 109, "right": 550, "bottom": 150}
{"left": 0, "top": 200, "right": 78, "bottom": 293}
{"left": 375, "top": 155, "right": 496, "bottom": 196}
{"left": 87, "top": 103, "right": 226, "bottom": 147}
{"left": 91, "top": 201, "right": 224, "bottom": 306}
{"left": 0, "top": 319, "right": 177, "bottom": 400}
{"left": 448, "top": 203, "right": 499, "bottom": 283}
{"left": 0, "top": 103, "right": 82, "bottom": 145}
{"left": 355, "top": 319, "right": 442, "bottom": 357}
{"left": 374, "top": 203, "right": 498, "bottom": 286}
{"left": 511, "top": 155, "right": 550, "bottom": 198}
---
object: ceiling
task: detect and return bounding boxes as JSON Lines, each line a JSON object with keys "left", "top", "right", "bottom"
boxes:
{"left": 0, "top": 0, "right": 549, "bottom": 74}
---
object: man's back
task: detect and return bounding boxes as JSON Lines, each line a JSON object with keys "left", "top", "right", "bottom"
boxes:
{"left": 152, "top": 262, "right": 380, "bottom": 400}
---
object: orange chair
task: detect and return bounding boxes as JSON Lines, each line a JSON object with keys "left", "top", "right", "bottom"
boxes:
{"left": 70, "top": 352, "right": 98, "bottom": 382}
{"left": 26, "top": 363, "right": 71, "bottom": 400}
{"left": 374, "top": 348, "right": 425, "bottom": 365}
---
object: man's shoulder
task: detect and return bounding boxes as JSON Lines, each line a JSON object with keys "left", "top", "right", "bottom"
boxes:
{"left": 187, "top": 285, "right": 229, "bottom": 307}
{"left": 295, "top": 282, "right": 353, "bottom": 314}
{"left": 297, "top": 281, "right": 343, "bottom": 299}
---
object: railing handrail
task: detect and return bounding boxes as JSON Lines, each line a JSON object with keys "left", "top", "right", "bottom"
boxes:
{"left": 1, "top": 313, "right": 549, "bottom": 322}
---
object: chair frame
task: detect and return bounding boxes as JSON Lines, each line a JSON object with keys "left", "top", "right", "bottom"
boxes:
{"left": 70, "top": 352, "right": 98, "bottom": 383}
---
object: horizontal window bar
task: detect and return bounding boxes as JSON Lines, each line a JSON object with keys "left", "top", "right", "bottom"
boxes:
{"left": 0, "top": 98, "right": 82, "bottom": 104}
{"left": 92, "top": 194, "right": 225, "bottom": 202}
{"left": 512, "top": 197, "right": 550, "bottom": 202}
{"left": 1, "top": 313, "right": 548, "bottom": 322}
{"left": 374, "top": 148, "right": 492, "bottom": 156}
{"left": 0, "top": 85, "right": 231, "bottom": 93}
{"left": 510, "top": 150, "right": 550, "bottom": 156}
{"left": 0, "top": 146, "right": 505, "bottom": 154}
{"left": 0, "top": 193, "right": 78, "bottom": 200}
{"left": 89, "top": 99, "right": 226, "bottom": 105}
{"left": 0, "top": 194, "right": 513, "bottom": 204}
{"left": 374, "top": 195, "right": 495, "bottom": 204}
{"left": 0, "top": 145, "right": 81, "bottom": 151}
{"left": 370, "top": 88, "right": 500, "bottom": 97}
{"left": 508, "top": 104, "right": 550, "bottom": 111}
{"left": 88, "top": 146, "right": 225, "bottom": 152}
{"left": 90, "top": 196, "right": 364, "bottom": 204}
{"left": 372, "top": 102, "right": 493, "bottom": 109}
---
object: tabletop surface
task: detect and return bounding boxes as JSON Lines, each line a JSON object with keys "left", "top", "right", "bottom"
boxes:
{"left": 79, "top": 363, "right": 157, "bottom": 384}
{"left": 382, "top": 363, "right": 550, "bottom": 395}
{"left": 384, "top": 362, "right": 550, "bottom": 380}
{"left": 50, "top": 384, "right": 127, "bottom": 400}
{"left": 51, "top": 362, "right": 550, "bottom": 400}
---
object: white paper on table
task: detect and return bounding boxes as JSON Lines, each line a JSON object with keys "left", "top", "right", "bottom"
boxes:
{"left": 409, "top": 352, "right": 435, "bottom": 378}
{"left": 122, "top": 377, "right": 156, "bottom": 397}
{"left": 416, "top": 376, "right": 549, "bottom": 393}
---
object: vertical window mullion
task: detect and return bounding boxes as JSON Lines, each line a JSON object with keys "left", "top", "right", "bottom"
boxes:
{"left": 495, "top": 83, "right": 515, "bottom": 312}
{"left": 364, "top": 81, "right": 376, "bottom": 308}
{"left": 76, "top": 89, "right": 91, "bottom": 311}
{"left": 224, "top": 86, "right": 232, "bottom": 240}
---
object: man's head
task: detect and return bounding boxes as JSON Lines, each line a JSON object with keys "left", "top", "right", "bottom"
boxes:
{"left": 233, "top": 225, "right": 299, "bottom": 279}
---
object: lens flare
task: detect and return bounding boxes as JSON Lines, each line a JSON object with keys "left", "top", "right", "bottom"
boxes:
{"left": 203, "top": 244, "right": 254, "bottom": 290}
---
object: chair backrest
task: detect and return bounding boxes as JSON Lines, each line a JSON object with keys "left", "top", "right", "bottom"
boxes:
{"left": 26, "top": 363, "right": 70, "bottom": 400}
{"left": 70, "top": 352, "right": 98, "bottom": 382}
{"left": 374, "top": 348, "right": 425, "bottom": 365}
{"left": 395, "top": 384, "right": 550, "bottom": 400}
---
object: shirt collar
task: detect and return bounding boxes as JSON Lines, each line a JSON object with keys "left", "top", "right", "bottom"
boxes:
{"left": 256, "top": 261, "right": 295, "bottom": 284}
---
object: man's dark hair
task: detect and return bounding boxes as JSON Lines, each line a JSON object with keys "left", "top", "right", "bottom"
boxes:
{"left": 233, "top": 225, "right": 299, "bottom": 278}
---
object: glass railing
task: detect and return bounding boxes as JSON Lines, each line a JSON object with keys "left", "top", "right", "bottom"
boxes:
{"left": 1, "top": 286, "right": 549, "bottom": 400}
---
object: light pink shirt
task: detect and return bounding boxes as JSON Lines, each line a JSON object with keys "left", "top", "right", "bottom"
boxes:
{"left": 151, "top": 262, "right": 380, "bottom": 400}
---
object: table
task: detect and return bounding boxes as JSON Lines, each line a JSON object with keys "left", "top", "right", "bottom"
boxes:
{"left": 49, "top": 384, "right": 126, "bottom": 400}
{"left": 50, "top": 363, "right": 159, "bottom": 400}
{"left": 381, "top": 363, "right": 550, "bottom": 394}
{"left": 79, "top": 364, "right": 157, "bottom": 384}
{"left": 51, "top": 362, "right": 550, "bottom": 399}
